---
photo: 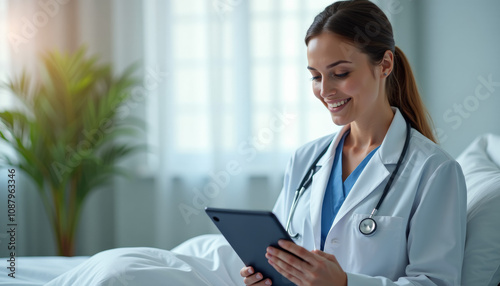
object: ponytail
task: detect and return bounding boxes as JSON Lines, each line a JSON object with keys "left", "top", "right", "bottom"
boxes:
{"left": 389, "top": 47, "right": 436, "bottom": 143}
{"left": 305, "top": 0, "right": 437, "bottom": 143}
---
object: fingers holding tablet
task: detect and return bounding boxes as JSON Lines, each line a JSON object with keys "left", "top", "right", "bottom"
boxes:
{"left": 240, "top": 266, "right": 273, "bottom": 285}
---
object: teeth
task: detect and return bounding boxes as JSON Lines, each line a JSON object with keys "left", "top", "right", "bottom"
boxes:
{"left": 329, "top": 99, "right": 348, "bottom": 108}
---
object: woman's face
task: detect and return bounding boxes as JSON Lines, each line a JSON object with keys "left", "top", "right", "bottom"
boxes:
{"left": 306, "top": 32, "right": 387, "bottom": 126}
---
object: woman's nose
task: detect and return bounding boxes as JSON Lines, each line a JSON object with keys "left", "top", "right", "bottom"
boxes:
{"left": 320, "top": 78, "right": 336, "bottom": 98}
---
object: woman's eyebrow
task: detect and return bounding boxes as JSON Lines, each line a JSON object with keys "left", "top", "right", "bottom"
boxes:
{"left": 307, "top": 60, "right": 352, "bottom": 71}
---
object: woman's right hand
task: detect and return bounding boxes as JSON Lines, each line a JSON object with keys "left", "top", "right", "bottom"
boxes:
{"left": 240, "top": 266, "right": 272, "bottom": 285}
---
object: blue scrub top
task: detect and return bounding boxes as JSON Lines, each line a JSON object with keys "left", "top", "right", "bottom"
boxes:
{"left": 320, "top": 130, "right": 380, "bottom": 250}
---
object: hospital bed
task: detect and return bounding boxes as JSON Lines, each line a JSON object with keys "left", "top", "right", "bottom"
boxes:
{"left": 1, "top": 134, "right": 499, "bottom": 286}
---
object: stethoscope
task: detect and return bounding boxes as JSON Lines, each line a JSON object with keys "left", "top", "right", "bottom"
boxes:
{"left": 285, "top": 120, "right": 411, "bottom": 238}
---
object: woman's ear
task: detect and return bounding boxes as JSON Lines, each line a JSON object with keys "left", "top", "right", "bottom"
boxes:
{"left": 380, "top": 50, "right": 394, "bottom": 78}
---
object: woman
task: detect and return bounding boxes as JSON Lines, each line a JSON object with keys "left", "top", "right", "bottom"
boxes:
{"left": 241, "top": 1, "right": 466, "bottom": 285}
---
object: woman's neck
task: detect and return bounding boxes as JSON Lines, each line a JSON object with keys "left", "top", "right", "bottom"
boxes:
{"left": 345, "top": 104, "right": 394, "bottom": 152}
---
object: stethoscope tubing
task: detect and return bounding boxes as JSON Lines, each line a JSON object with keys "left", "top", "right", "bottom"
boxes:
{"left": 286, "top": 120, "right": 411, "bottom": 238}
{"left": 286, "top": 146, "right": 330, "bottom": 238}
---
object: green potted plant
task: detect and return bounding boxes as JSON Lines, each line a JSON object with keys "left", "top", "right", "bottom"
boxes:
{"left": 0, "top": 47, "right": 142, "bottom": 256}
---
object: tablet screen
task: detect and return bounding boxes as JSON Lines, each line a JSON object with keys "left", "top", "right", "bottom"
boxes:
{"left": 205, "top": 207, "right": 295, "bottom": 286}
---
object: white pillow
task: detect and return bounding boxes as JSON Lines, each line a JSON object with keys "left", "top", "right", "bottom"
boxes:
{"left": 456, "top": 134, "right": 500, "bottom": 286}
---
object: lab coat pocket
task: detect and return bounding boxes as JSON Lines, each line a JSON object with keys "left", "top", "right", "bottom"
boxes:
{"left": 345, "top": 213, "right": 406, "bottom": 279}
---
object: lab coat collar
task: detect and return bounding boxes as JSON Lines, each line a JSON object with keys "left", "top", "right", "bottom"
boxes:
{"left": 377, "top": 107, "right": 409, "bottom": 165}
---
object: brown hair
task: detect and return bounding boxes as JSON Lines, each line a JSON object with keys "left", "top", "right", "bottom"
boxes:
{"left": 305, "top": 0, "right": 436, "bottom": 143}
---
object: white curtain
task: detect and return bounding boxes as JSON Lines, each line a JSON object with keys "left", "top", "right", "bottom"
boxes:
{"left": 136, "top": 0, "right": 341, "bottom": 249}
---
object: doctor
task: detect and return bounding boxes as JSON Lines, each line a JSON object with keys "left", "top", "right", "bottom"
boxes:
{"left": 242, "top": 1, "right": 466, "bottom": 285}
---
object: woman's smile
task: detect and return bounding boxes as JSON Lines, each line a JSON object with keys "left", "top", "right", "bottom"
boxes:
{"left": 325, "top": 98, "right": 352, "bottom": 112}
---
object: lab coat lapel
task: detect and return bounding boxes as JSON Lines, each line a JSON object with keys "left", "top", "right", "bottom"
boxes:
{"left": 331, "top": 108, "right": 408, "bottom": 227}
{"left": 331, "top": 154, "right": 389, "bottom": 227}
{"left": 309, "top": 125, "right": 350, "bottom": 250}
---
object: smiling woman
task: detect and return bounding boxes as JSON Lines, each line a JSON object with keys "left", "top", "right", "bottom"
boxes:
{"left": 242, "top": 1, "right": 466, "bottom": 285}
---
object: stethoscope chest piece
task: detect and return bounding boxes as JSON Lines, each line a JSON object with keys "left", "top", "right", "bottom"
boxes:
{"left": 359, "top": 217, "right": 377, "bottom": 236}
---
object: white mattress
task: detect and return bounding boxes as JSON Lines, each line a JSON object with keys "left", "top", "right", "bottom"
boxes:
{"left": 0, "top": 256, "right": 88, "bottom": 285}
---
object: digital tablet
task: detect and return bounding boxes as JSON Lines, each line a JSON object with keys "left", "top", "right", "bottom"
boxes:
{"left": 205, "top": 207, "right": 296, "bottom": 286}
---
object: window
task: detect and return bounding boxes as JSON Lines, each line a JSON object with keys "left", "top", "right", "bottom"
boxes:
{"left": 144, "top": 0, "right": 341, "bottom": 175}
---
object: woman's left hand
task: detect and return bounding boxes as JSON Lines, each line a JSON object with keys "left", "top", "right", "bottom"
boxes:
{"left": 266, "top": 240, "right": 347, "bottom": 286}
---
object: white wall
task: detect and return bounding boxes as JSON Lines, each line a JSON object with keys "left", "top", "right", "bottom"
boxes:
{"left": 392, "top": 0, "right": 500, "bottom": 157}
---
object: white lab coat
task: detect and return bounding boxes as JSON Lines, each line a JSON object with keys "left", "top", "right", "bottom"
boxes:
{"left": 273, "top": 108, "right": 467, "bottom": 285}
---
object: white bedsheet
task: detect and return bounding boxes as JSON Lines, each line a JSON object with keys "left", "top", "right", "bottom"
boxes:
{"left": 0, "top": 256, "right": 87, "bottom": 285}
{"left": 0, "top": 234, "right": 245, "bottom": 286}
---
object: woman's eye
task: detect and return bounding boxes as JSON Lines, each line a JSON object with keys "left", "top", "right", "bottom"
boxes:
{"left": 332, "top": 72, "right": 350, "bottom": 78}
{"left": 310, "top": 75, "right": 321, "bottom": 82}
{"left": 310, "top": 72, "right": 349, "bottom": 82}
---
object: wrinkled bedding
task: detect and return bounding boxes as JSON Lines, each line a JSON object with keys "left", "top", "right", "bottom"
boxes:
{"left": 0, "top": 256, "right": 87, "bottom": 285}
{"left": 0, "top": 234, "right": 244, "bottom": 286}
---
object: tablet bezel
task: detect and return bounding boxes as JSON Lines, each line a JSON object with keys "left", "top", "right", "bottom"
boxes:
{"left": 205, "top": 207, "right": 295, "bottom": 286}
